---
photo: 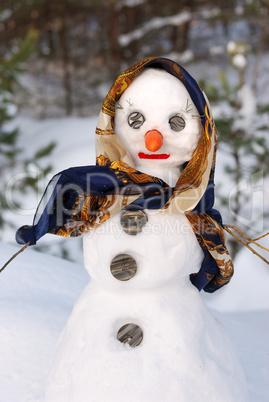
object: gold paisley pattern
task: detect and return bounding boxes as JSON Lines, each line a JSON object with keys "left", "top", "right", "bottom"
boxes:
{"left": 109, "top": 160, "right": 165, "bottom": 185}
{"left": 186, "top": 213, "right": 234, "bottom": 288}
{"left": 177, "top": 104, "right": 212, "bottom": 191}
{"left": 59, "top": 195, "right": 116, "bottom": 238}
{"left": 95, "top": 128, "right": 114, "bottom": 136}
{"left": 96, "top": 154, "right": 111, "bottom": 166}
{"left": 52, "top": 57, "right": 234, "bottom": 291}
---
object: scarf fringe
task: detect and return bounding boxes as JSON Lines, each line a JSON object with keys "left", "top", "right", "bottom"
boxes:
{"left": 223, "top": 225, "right": 269, "bottom": 266}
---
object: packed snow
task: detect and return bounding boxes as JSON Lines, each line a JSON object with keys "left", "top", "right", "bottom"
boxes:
{"left": 117, "top": 0, "right": 146, "bottom": 9}
{"left": 0, "top": 242, "right": 89, "bottom": 402}
{"left": 232, "top": 53, "right": 247, "bottom": 70}
{"left": 0, "top": 240, "right": 268, "bottom": 401}
{"left": 232, "top": 84, "right": 256, "bottom": 132}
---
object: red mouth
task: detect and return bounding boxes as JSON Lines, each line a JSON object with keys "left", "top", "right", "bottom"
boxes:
{"left": 138, "top": 152, "right": 170, "bottom": 160}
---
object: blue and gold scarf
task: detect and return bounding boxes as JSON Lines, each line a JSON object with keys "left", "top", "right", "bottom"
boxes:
{"left": 16, "top": 57, "right": 234, "bottom": 293}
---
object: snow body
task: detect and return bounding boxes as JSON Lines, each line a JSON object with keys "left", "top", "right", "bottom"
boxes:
{"left": 45, "top": 68, "right": 249, "bottom": 401}
{"left": 46, "top": 212, "right": 248, "bottom": 402}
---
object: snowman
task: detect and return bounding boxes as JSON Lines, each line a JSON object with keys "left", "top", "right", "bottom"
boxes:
{"left": 16, "top": 58, "right": 249, "bottom": 401}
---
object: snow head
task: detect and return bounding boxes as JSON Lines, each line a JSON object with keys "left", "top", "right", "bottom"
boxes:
{"left": 114, "top": 68, "right": 202, "bottom": 186}
{"left": 94, "top": 58, "right": 218, "bottom": 216}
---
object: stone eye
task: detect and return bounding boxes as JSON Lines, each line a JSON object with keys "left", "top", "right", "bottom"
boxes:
{"left": 169, "top": 115, "right": 185, "bottom": 132}
{"left": 128, "top": 112, "right": 145, "bottom": 129}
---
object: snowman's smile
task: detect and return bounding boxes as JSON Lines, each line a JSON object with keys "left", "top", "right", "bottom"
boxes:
{"left": 138, "top": 152, "right": 170, "bottom": 160}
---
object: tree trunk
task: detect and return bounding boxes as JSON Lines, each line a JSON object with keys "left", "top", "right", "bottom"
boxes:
{"left": 44, "top": 0, "right": 55, "bottom": 56}
{"left": 59, "top": 0, "right": 72, "bottom": 116}
{"left": 107, "top": 0, "right": 121, "bottom": 63}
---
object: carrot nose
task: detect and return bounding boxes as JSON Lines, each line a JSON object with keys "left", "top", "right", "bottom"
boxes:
{"left": 145, "top": 130, "right": 163, "bottom": 152}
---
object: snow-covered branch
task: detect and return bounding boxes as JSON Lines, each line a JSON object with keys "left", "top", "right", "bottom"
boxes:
{"left": 119, "top": 11, "right": 192, "bottom": 47}
{"left": 116, "top": 0, "right": 147, "bottom": 10}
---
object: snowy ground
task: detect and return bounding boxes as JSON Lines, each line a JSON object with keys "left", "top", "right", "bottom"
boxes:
{"left": 1, "top": 114, "right": 268, "bottom": 400}
{"left": 0, "top": 241, "right": 268, "bottom": 402}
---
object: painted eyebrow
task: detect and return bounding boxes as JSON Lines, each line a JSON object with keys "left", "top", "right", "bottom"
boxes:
{"left": 180, "top": 99, "right": 205, "bottom": 120}
{"left": 182, "top": 98, "right": 194, "bottom": 114}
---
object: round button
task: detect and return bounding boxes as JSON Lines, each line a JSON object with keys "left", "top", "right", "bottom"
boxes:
{"left": 110, "top": 254, "right": 137, "bottom": 281}
{"left": 120, "top": 210, "right": 148, "bottom": 236}
{"left": 117, "top": 323, "right": 143, "bottom": 347}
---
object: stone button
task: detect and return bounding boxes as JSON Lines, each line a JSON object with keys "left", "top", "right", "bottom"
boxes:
{"left": 120, "top": 210, "right": 148, "bottom": 235}
{"left": 110, "top": 253, "right": 137, "bottom": 281}
{"left": 117, "top": 323, "right": 143, "bottom": 347}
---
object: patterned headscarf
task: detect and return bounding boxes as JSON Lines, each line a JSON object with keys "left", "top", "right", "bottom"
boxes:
{"left": 16, "top": 57, "right": 233, "bottom": 293}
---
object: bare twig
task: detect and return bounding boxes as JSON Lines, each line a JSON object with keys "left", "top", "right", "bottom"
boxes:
{"left": 223, "top": 225, "right": 269, "bottom": 265}
{"left": 0, "top": 242, "right": 30, "bottom": 273}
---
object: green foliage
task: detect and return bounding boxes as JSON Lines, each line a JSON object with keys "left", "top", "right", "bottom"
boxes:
{"left": 214, "top": 119, "right": 231, "bottom": 141}
{"left": 209, "top": 55, "right": 269, "bottom": 257}
{"left": 217, "top": 70, "right": 231, "bottom": 99}
{"left": 258, "top": 104, "right": 269, "bottom": 114}
{"left": 1, "top": 129, "right": 19, "bottom": 145}
{"left": 0, "top": 29, "right": 56, "bottom": 234}
{"left": 34, "top": 142, "right": 56, "bottom": 159}
{"left": 0, "top": 29, "right": 39, "bottom": 92}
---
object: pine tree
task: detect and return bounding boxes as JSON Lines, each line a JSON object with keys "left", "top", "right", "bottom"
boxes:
{"left": 201, "top": 40, "right": 269, "bottom": 257}
{"left": 0, "top": 30, "right": 56, "bottom": 235}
